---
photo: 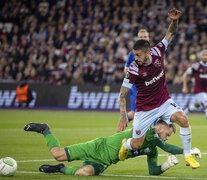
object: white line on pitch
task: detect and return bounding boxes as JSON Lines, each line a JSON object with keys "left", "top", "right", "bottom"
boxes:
{"left": 17, "top": 159, "right": 55, "bottom": 162}
{"left": 102, "top": 174, "right": 207, "bottom": 180}
{"left": 17, "top": 171, "right": 42, "bottom": 174}
{"left": 16, "top": 171, "right": 207, "bottom": 179}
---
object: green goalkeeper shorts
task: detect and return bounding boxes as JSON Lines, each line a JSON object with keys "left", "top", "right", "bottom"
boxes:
{"left": 65, "top": 137, "right": 111, "bottom": 169}
{"left": 83, "top": 161, "right": 106, "bottom": 175}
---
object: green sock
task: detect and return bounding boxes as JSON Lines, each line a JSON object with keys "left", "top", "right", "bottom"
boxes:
{"left": 61, "top": 166, "right": 80, "bottom": 175}
{"left": 43, "top": 129, "right": 52, "bottom": 137}
{"left": 45, "top": 134, "right": 60, "bottom": 150}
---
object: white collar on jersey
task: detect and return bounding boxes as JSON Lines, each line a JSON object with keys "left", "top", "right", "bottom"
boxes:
{"left": 200, "top": 61, "right": 207, "bottom": 66}
{"left": 143, "top": 55, "right": 152, "bottom": 66}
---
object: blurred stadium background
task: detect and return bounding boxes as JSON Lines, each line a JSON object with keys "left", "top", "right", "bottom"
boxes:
{"left": 0, "top": 0, "right": 207, "bottom": 179}
{"left": 0, "top": 0, "right": 207, "bottom": 110}
{"left": 1, "top": 0, "right": 207, "bottom": 85}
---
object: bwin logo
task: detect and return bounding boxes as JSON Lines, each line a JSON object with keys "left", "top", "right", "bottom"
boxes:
{"left": 0, "top": 90, "right": 36, "bottom": 107}
{"left": 145, "top": 70, "right": 164, "bottom": 86}
{"left": 68, "top": 86, "right": 119, "bottom": 110}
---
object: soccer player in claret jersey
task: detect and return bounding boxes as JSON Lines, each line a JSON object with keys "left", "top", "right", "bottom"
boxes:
{"left": 182, "top": 49, "right": 207, "bottom": 119}
{"left": 24, "top": 121, "right": 201, "bottom": 176}
{"left": 125, "top": 29, "right": 157, "bottom": 126}
{"left": 117, "top": 8, "right": 200, "bottom": 169}
{"left": 125, "top": 29, "right": 150, "bottom": 122}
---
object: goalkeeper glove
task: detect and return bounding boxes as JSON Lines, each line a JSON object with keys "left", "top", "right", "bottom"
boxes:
{"left": 161, "top": 154, "right": 179, "bottom": 172}
{"left": 190, "top": 148, "right": 201, "bottom": 159}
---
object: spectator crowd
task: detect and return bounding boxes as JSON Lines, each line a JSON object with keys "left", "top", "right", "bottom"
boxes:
{"left": 0, "top": 0, "right": 207, "bottom": 85}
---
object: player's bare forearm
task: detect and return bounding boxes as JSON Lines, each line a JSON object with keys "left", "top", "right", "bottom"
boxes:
{"left": 168, "top": 20, "right": 178, "bottom": 35}
{"left": 119, "top": 86, "right": 130, "bottom": 119}
{"left": 183, "top": 72, "right": 188, "bottom": 86}
{"left": 118, "top": 86, "right": 130, "bottom": 131}
{"left": 165, "top": 20, "right": 178, "bottom": 44}
{"left": 165, "top": 8, "right": 181, "bottom": 44}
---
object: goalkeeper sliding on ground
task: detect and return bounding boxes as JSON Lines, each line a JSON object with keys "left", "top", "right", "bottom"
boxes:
{"left": 24, "top": 119, "right": 201, "bottom": 176}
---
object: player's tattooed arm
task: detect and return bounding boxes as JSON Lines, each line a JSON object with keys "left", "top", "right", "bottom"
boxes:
{"left": 118, "top": 86, "right": 130, "bottom": 132}
{"left": 119, "top": 86, "right": 130, "bottom": 117}
{"left": 165, "top": 8, "right": 182, "bottom": 44}
{"left": 165, "top": 20, "right": 178, "bottom": 44}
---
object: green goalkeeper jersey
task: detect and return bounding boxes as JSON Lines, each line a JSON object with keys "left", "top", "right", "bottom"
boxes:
{"left": 105, "top": 128, "right": 183, "bottom": 165}
{"left": 67, "top": 127, "right": 183, "bottom": 169}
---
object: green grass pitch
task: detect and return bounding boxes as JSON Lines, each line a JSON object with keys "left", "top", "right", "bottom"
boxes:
{"left": 0, "top": 109, "right": 207, "bottom": 180}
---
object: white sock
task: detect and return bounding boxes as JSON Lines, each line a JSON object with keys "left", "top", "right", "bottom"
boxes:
{"left": 180, "top": 126, "right": 191, "bottom": 158}
{"left": 123, "top": 138, "right": 132, "bottom": 150}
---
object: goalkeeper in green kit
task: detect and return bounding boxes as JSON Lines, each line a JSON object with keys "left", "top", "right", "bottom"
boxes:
{"left": 24, "top": 119, "right": 201, "bottom": 176}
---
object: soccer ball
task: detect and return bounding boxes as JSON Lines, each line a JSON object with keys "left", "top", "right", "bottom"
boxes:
{"left": 0, "top": 157, "right": 17, "bottom": 176}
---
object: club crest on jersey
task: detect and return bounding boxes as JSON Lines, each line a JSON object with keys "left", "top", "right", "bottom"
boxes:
{"left": 136, "top": 130, "right": 141, "bottom": 135}
{"left": 154, "top": 59, "right": 161, "bottom": 67}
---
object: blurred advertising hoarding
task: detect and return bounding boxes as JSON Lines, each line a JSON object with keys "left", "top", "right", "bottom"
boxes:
{"left": 0, "top": 83, "right": 194, "bottom": 110}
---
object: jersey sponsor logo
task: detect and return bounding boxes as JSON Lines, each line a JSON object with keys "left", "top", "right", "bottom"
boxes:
{"left": 199, "top": 74, "right": 207, "bottom": 78}
{"left": 154, "top": 59, "right": 161, "bottom": 67}
{"left": 145, "top": 70, "right": 164, "bottom": 86}
{"left": 136, "top": 130, "right": 141, "bottom": 135}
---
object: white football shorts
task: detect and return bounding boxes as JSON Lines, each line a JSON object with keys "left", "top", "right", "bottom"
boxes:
{"left": 132, "top": 98, "right": 183, "bottom": 138}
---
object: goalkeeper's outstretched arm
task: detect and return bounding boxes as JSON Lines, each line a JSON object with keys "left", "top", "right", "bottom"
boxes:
{"left": 155, "top": 139, "right": 202, "bottom": 159}
{"left": 147, "top": 150, "right": 179, "bottom": 175}
{"left": 147, "top": 140, "right": 201, "bottom": 175}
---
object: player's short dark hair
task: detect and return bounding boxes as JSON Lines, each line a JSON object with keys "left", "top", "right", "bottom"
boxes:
{"left": 133, "top": 40, "right": 150, "bottom": 51}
